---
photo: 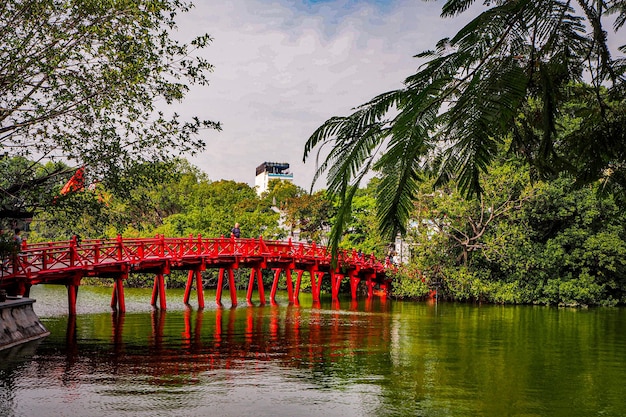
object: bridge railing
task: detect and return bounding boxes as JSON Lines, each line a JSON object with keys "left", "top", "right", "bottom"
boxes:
{"left": 1, "top": 235, "right": 386, "bottom": 281}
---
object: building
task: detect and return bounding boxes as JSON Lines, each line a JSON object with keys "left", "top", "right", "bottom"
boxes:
{"left": 255, "top": 162, "right": 293, "bottom": 196}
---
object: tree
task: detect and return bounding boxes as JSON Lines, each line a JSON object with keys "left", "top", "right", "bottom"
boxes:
{"left": 282, "top": 190, "right": 334, "bottom": 244}
{"left": 147, "top": 178, "right": 281, "bottom": 239}
{"left": 394, "top": 142, "right": 626, "bottom": 305}
{"left": 338, "top": 178, "right": 387, "bottom": 257}
{"left": 260, "top": 180, "right": 305, "bottom": 208}
{"left": 1, "top": 0, "right": 219, "bottom": 219}
{"left": 304, "top": 0, "right": 626, "bottom": 252}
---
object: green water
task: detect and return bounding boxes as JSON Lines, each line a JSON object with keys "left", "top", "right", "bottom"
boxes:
{"left": 1, "top": 285, "right": 625, "bottom": 416}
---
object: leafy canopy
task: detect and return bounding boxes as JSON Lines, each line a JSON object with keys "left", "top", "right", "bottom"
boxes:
{"left": 303, "top": 0, "right": 626, "bottom": 253}
{"left": 1, "top": 0, "right": 219, "bottom": 219}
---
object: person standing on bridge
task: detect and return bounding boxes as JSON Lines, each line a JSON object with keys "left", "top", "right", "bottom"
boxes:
{"left": 231, "top": 223, "right": 241, "bottom": 239}
{"left": 13, "top": 228, "right": 22, "bottom": 249}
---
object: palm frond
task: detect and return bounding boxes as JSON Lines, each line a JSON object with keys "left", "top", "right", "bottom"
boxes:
{"left": 607, "top": 0, "right": 626, "bottom": 30}
{"left": 440, "top": 0, "right": 478, "bottom": 18}
{"left": 375, "top": 127, "right": 433, "bottom": 239}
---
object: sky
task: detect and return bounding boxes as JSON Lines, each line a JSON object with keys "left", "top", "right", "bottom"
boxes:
{"left": 171, "top": 0, "right": 478, "bottom": 191}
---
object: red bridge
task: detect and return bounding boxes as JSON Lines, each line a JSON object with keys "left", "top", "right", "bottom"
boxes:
{"left": 0, "top": 235, "right": 392, "bottom": 315}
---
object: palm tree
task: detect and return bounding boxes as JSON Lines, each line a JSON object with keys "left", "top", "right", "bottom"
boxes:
{"left": 303, "top": 0, "right": 626, "bottom": 253}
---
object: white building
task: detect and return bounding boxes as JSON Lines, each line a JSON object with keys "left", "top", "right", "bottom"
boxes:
{"left": 254, "top": 162, "right": 293, "bottom": 196}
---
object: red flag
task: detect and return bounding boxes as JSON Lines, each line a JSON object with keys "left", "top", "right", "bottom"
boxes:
{"left": 60, "top": 167, "right": 85, "bottom": 195}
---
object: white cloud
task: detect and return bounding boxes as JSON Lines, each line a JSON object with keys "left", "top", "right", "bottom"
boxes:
{"left": 174, "top": 0, "right": 473, "bottom": 190}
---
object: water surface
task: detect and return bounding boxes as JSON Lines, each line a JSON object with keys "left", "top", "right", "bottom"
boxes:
{"left": 1, "top": 285, "right": 625, "bottom": 416}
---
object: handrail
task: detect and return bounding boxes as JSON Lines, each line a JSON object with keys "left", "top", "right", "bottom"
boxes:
{"left": 0, "top": 235, "right": 387, "bottom": 285}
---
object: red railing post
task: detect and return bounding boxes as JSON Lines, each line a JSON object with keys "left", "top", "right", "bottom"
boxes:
{"left": 70, "top": 235, "right": 77, "bottom": 267}
{"left": 116, "top": 234, "right": 123, "bottom": 261}
{"left": 94, "top": 241, "right": 100, "bottom": 265}
{"left": 42, "top": 246, "right": 49, "bottom": 270}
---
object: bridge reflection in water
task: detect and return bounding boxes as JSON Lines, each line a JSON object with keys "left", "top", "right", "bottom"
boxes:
{"left": 2, "top": 235, "right": 392, "bottom": 315}
{"left": 59, "top": 299, "right": 393, "bottom": 381}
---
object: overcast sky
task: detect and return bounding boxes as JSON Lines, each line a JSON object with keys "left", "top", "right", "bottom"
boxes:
{"left": 169, "top": 0, "right": 479, "bottom": 191}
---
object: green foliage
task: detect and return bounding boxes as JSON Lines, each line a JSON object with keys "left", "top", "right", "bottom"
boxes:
{"left": 395, "top": 147, "right": 626, "bottom": 306}
{"left": 303, "top": 1, "right": 626, "bottom": 260}
{"left": 261, "top": 180, "right": 305, "bottom": 207}
{"left": 1, "top": 0, "right": 219, "bottom": 219}
{"left": 337, "top": 178, "right": 387, "bottom": 257}
{"left": 284, "top": 191, "right": 334, "bottom": 243}
{"left": 389, "top": 263, "right": 430, "bottom": 299}
{"left": 27, "top": 159, "right": 339, "bottom": 250}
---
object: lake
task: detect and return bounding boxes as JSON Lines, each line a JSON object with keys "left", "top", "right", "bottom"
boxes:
{"left": 1, "top": 285, "right": 625, "bottom": 416}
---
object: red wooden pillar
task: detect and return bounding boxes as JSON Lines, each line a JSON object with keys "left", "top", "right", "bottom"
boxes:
{"left": 110, "top": 275, "right": 126, "bottom": 313}
{"left": 309, "top": 267, "right": 318, "bottom": 302}
{"left": 270, "top": 268, "right": 281, "bottom": 304}
{"left": 331, "top": 271, "right": 344, "bottom": 301}
{"left": 294, "top": 269, "right": 304, "bottom": 302}
{"left": 246, "top": 266, "right": 266, "bottom": 305}
{"left": 349, "top": 270, "right": 361, "bottom": 300}
{"left": 159, "top": 273, "right": 167, "bottom": 310}
{"left": 111, "top": 283, "right": 116, "bottom": 309}
{"left": 257, "top": 267, "right": 266, "bottom": 304}
{"left": 15, "top": 280, "right": 27, "bottom": 297}
{"left": 246, "top": 269, "right": 255, "bottom": 304}
{"left": 151, "top": 273, "right": 167, "bottom": 310}
{"left": 151, "top": 275, "right": 159, "bottom": 306}
{"left": 216, "top": 268, "right": 225, "bottom": 305}
{"left": 67, "top": 283, "right": 78, "bottom": 316}
{"left": 21, "top": 282, "right": 32, "bottom": 298}
{"left": 228, "top": 267, "right": 237, "bottom": 307}
{"left": 195, "top": 268, "right": 205, "bottom": 309}
{"left": 184, "top": 269, "right": 194, "bottom": 304}
{"left": 309, "top": 267, "right": 324, "bottom": 303}
{"left": 285, "top": 268, "right": 294, "bottom": 303}
{"left": 184, "top": 268, "right": 205, "bottom": 309}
